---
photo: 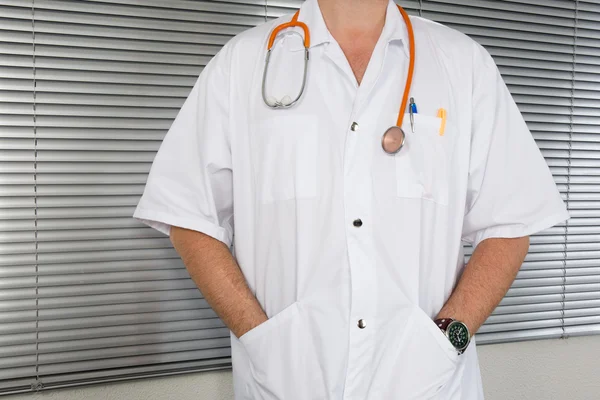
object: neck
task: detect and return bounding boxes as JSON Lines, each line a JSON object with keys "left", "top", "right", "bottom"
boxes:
{"left": 317, "top": 0, "right": 388, "bottom": 42}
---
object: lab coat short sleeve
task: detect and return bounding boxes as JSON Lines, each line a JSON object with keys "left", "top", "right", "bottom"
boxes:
{"left": 133, "top": 51, "right": 234, "bottom": 247}
{"left": 461, "top": 43, "right": 570, "bottom": 249}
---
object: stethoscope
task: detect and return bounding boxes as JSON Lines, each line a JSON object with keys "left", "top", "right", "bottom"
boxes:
{"left": 262, "top": 5, "right": 416, "bottom": 155}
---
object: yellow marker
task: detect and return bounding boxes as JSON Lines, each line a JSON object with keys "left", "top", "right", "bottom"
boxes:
{"left": 437, "top": 108, "right": 447, "bottom": 136}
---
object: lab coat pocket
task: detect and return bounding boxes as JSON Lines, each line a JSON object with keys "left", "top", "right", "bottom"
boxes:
{"left": 253, "top": 115, "right": 319, "bottom": 204}
{"left": 371, "top": 306, "right": 459, "bottom": 399}
{"left": 412, "top": 307, "right": 460, "bottom": 399}
{"left": 394, "top": 113, "right": 452, "bottom": 205}
{"left": 239, "top": 301, "right": 326, "bottom": 400}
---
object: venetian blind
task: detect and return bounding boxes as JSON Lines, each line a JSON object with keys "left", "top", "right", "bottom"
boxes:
{"left": 0, "top": 0, "right": 296, "bottom": 395}
{"left": 0, "top": 0, "right": 597, "bottom": 396}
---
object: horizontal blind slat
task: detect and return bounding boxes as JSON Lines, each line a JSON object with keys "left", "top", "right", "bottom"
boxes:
{"left": 494, "top": 299, "right": 600, "bottom": 315}
{"left": 39, "top": 327, "right": 230, "bottom": 354}
{"left": 0, "top": 287, "right": 199, "bottom": 312}
{"left": 37, "top": 347, "right": 231, "bottom": 377}
{"left": 486, "top": 307, "right": 600, "bottom": 324}
{"left": 0, "top": 317, "right": 223, "bottom": 348}
{"left": 499, "top": 291, "right": 600, "bottom": 306}
{"left": 474, "top": 328, "right": 563, "bottom": 345}
{"left": 1, "top": 297, "right": 208, "bottom": 323}
{"left": 4, "top": 357, "right": 230, "bottom": 392}
{"left": 38, "top": 337, "right": 231, "bottom": 365}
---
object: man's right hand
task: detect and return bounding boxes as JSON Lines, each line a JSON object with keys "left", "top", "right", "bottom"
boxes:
{"left": 170, "top": 226, "right": 268, "bottom": 339}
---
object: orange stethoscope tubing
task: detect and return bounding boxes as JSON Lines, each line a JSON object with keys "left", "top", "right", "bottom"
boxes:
{"left": 381, "top": 5, "right": 416, "bottom": 155}
{"left": 262, "top": 11, "right": 311, "bottom": 108}
{"left": 395, "top": 6, "right": 415, "bottom": 130}
{"left": 267, "top": 11, "right": 310, "bottom": 50}
{"left": 263, "top": 6, "right": 416, "bottom": 154}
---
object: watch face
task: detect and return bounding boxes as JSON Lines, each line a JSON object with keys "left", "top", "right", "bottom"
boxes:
{"left": 447, "top": 322, "right": 470, "bottom": 350}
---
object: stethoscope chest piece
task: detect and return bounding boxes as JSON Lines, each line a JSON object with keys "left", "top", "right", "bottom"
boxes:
{"left": 382, "top": 126, "right": 406, "bottom": 155}
{"left": 264, "top": 5, "right": 415, "bottom": 156}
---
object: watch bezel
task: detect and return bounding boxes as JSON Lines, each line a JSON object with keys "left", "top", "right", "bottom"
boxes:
{"left": 446, "top": 320, "right": 471, "bottom": 354}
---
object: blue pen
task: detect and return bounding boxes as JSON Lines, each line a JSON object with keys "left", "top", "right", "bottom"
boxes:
{"left": 409, "top": 97, "right": 417, "bottom": 133}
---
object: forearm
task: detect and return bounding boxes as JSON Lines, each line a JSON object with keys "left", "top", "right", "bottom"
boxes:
{"left": 436, "top": 236, "right": 530, "bottom": 334}
{"left": 170, "top": 226, "right": 267, "bottom": 338}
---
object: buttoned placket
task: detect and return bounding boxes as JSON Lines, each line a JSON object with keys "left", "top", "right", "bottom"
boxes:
{"left": 340, "top": 38, "right": 397, "bottom": 399}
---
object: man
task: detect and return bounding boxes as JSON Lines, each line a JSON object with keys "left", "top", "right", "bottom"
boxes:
{"left": 134, "top": 0, "right": 569, "bottom": 398}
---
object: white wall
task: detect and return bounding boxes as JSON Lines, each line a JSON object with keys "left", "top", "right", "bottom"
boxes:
{"left": 478, "top": 335, "right": 599, "bottom": 399}
{"left": 6, "top": 336, "right": 599, "bottom": 400}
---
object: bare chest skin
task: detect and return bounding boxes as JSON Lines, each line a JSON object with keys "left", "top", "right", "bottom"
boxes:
{"left": 338, "top": 39, "right": 379, "bottom": 85}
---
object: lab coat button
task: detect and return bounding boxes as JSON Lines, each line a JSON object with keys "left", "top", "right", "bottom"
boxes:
{"left": 358, "top": 319, "right": 366, "bottom": 329}
{"left": 353, "top": 219, "right": 363, "bottom": 227}
{"left": 351, "top": 122, "right": 359, "bottom": 131}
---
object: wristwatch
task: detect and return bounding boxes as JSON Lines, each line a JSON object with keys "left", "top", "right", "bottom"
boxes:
{"left": 434, "top": 318, "right": 471, "bottom": 355}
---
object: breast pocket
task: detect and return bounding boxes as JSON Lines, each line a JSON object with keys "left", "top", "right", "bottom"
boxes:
{"left": 253, "top": 115, "right": 319, "bottom": 204}
{"left": 394, "top": 113, "right": 454, "bottom": 206}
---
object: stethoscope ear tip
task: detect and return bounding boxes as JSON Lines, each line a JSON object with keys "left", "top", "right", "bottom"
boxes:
{"left": 265, "top": 95, "right": 293, "bottom": 108}
{"left": 266, "top": 96, "right": 278, "bottom": 107}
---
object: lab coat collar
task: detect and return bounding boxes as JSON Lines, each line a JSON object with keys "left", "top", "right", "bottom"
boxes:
{"left": 296, "top": 0, "right": 331, "bottom": 49}
{"left": 382, "top": 0, "right": 411, "bottom": 58}
{"left": 292, "top": 0, "right": 410, "bottom": 58}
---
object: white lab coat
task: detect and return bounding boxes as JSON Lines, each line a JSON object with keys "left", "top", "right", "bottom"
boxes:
{"left": 134, "top": 0, "right": 570, "bottom": 398}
